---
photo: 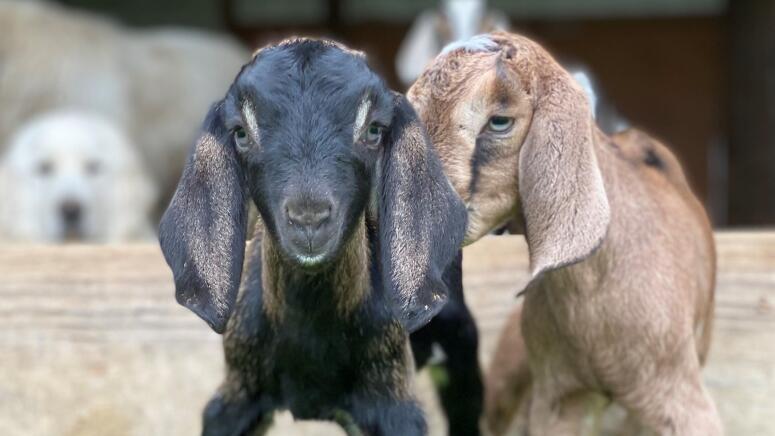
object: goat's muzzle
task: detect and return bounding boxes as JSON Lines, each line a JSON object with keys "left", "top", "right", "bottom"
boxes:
{"left": 282, "top": 195, "right": 336, "bottom": 267}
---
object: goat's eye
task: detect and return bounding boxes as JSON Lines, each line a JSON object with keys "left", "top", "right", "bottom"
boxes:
{"left": 233, "top": 126, "right": 252, "bottom": 152}
{"left": 363, "top": 123, "right": 383, "bottom": 148}
{"left": 487, "top": 116, "right": 515, "bottom": 133}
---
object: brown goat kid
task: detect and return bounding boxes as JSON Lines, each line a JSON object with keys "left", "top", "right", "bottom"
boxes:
{"left": 482, "top": 129, "right": 717, "bottom": 435}
{"left": 408, "top": 32, "right": 721, "bottom": 435}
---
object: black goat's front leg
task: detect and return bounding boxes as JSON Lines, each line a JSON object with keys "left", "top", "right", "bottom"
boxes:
{"left": 410, "top": 250, "right": 484, "bottom": 436}
{"left": 350, "top": 399, "right": 427, "bottom": 436}
{"left": 202, "top": 381, "right": 270, "bottom": 436}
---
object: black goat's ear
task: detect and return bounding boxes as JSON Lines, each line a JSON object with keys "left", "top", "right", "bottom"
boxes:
{"left": 159, "top": 102, "right": 248, "bottom": 334}
{"left": 378, "top": 93, "right": 467, "bottom": 332}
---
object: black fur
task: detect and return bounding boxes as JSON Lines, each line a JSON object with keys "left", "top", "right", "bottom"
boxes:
{"left": 158, "top": 104, "right": 247, "bottom": 333}
{"left": 411, "top": 251, "right": 484, "bottom": 436}
{"left": 159, "top": 38, "right": 481, "bottom": 435}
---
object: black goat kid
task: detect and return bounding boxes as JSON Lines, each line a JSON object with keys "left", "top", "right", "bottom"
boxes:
{"left": 159, "top": 38, "right": 481, "bottom": 435}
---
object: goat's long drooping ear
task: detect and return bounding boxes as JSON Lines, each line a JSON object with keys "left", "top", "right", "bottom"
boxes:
{"left": 379, "top": 94, "right": 467, "bottom": 332}
{"left": 159, "top": 103, "right": 247, "bottom": 333}
{"left": 519, "top": 71, "right": 610, "bottom": 277}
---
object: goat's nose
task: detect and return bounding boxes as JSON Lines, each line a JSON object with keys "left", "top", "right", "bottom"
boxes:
{"left": 286, "top": 198, "right": 332, "bottom": 231}
{"left": 60, "top": 200, "right": 82, "bottom": 224}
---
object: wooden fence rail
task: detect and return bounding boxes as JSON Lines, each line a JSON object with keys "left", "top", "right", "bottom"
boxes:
{"left": 1, "top": 231, "right": 773, "bottom": 435}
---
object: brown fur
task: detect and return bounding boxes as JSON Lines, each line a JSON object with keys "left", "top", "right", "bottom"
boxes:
{"left": 409, "top": 32, "right": 720, "bottom": 435}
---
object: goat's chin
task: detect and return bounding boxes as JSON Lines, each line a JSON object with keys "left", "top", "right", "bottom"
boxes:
{"left": 464, "top": 211, "right": 515, "bottom": 245}
{"left": 292, "top": 252, "right": 331, "bottom": 268}
{"left": 463, "top": 212, "right": 496, "bottom": 246}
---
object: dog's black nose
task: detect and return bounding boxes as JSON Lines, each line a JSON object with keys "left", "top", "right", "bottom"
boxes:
{"left": 60, "top": 200, "right": 82, "bottom": 224}
{"left": 286, "top": 198, "right": 331, "bottom": 231}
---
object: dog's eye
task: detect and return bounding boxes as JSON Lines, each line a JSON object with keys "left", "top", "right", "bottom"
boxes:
{"left": 233, "top": 126, "right": 252, "bottom": 152}
{"left": 363, "top": 123, "right": 384, "bottom": 148}
{"left": 85, "top": 161, "right": 101, "bottom": 176}
{"left": 37, "top": 161, "right": 53, "bottom": 177}
{"left": 487, "top": 116, "right": 515, "bottom": 133}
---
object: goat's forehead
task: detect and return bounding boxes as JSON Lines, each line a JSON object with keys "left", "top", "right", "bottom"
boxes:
{"left": 232, "top": 72, "right": 384, "bottom": 128}
{"left": 411, "top": 32, "right": 542, "bottom": 105}
{"left": 411, "top": 53, "right": 499, "bottom": 110}
{"left": 235, "top": 43, "right": 381, "bottom": 99}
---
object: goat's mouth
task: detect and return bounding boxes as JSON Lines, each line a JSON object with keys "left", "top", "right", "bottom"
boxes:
{"left": 294, "top": 252, "right": 328, "bottom": 267}
{"left": 279, "top": 230, "right": 341, "bottom": 269}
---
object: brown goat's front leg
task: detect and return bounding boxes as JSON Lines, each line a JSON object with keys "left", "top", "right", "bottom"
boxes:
{"left": 527, "top": 388, "right": 608, "bottom": 436}
{"left": 617, "top": 364, "right": 722, "bottom": 436}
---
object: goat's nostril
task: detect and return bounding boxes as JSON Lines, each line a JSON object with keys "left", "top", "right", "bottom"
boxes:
{"left": 60, "top": 200, "right": 82, "bottom": 224}
{"left": 314, "top": 205, "right": 331, "bottom": 225}
{"left": 286, "top": 199, "right": 333, "bottom": 230}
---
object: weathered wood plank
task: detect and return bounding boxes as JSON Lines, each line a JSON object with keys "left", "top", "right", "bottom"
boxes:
{"left": 0, "top": 231, "right": 773, "bottom": 435}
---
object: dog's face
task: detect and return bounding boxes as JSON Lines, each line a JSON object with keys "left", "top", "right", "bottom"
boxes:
{"left": 224, "top": 42, "right": 394, "bottom": 267}
{"left": 409, "top": 32, "right": 610, "bottom": 276}
{"left": 160, "top": 38, "right": 466, "bottom": 333}
{"left": 0, "top": 112, "right": 155, "bottom": 242}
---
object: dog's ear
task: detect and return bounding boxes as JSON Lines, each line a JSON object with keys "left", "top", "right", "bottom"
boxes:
{"left": 378, "top": 93, "right": 467, "bottom": 332}
{"left": 519, "top": 70, "right": 610, "bottom": 277}
{"left": 106, "top": 126, "right": 158, "bottom": 241}
{"left": 159, "top": 102, "right": 248, "bottom": 333}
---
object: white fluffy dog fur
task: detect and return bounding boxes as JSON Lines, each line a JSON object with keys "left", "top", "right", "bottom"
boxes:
{"left": 0, "top": 111, "right": 156, "bottom": 243}
{"left": 0, "top": 0, "right": 249, "bottom": 210}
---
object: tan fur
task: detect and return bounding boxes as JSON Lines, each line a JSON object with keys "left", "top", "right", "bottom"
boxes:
{"left": 409, "top": 32, "right": 720, "bottom": 436}
{"left": 484, "top": 300, "right": 531, "bottom": 435}
{"left": 482, "top": 129, "right": 719, "bottom": 435}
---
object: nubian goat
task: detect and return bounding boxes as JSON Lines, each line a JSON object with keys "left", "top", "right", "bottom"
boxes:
{"left": 408, "top": 32, "right": 721, "bottom": 435}
{"left": 160, "top": 38, "right": 478, "bottom": 435}
{"left": 484, "top": 128, "right": 713, "bottom": 435}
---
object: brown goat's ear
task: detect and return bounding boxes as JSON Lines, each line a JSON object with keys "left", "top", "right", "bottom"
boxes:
{"left": 519, "top": 73, "right": 610, "bottom": 277}
{"left": 159, "top": 102, "right": 248, "bottom": 334}
{"left": 379, "top": 93, "right": 467, "bottom": 333}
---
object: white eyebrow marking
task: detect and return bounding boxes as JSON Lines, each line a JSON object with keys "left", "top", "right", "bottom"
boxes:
{"left": 353, "top": 95, "right": 372, "bottom": 142}
{"left": 242, "top": 100, "right": 260, "bottom": 137}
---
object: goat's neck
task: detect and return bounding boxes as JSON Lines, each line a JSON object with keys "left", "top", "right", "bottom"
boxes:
{"left": 261, "top": 220, "right": 370, "bottom": 324}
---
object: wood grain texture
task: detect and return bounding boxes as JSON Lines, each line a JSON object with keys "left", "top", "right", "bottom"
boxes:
{"left": 0, "top": 231, "right": 773, "bottom": 435}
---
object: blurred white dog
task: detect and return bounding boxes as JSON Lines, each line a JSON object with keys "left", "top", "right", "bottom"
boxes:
{"left": 0, "top": 111, "right": 156, "bottom": 243}
{"left": 0, "top": 1, "right": 249, "bottom": 212}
